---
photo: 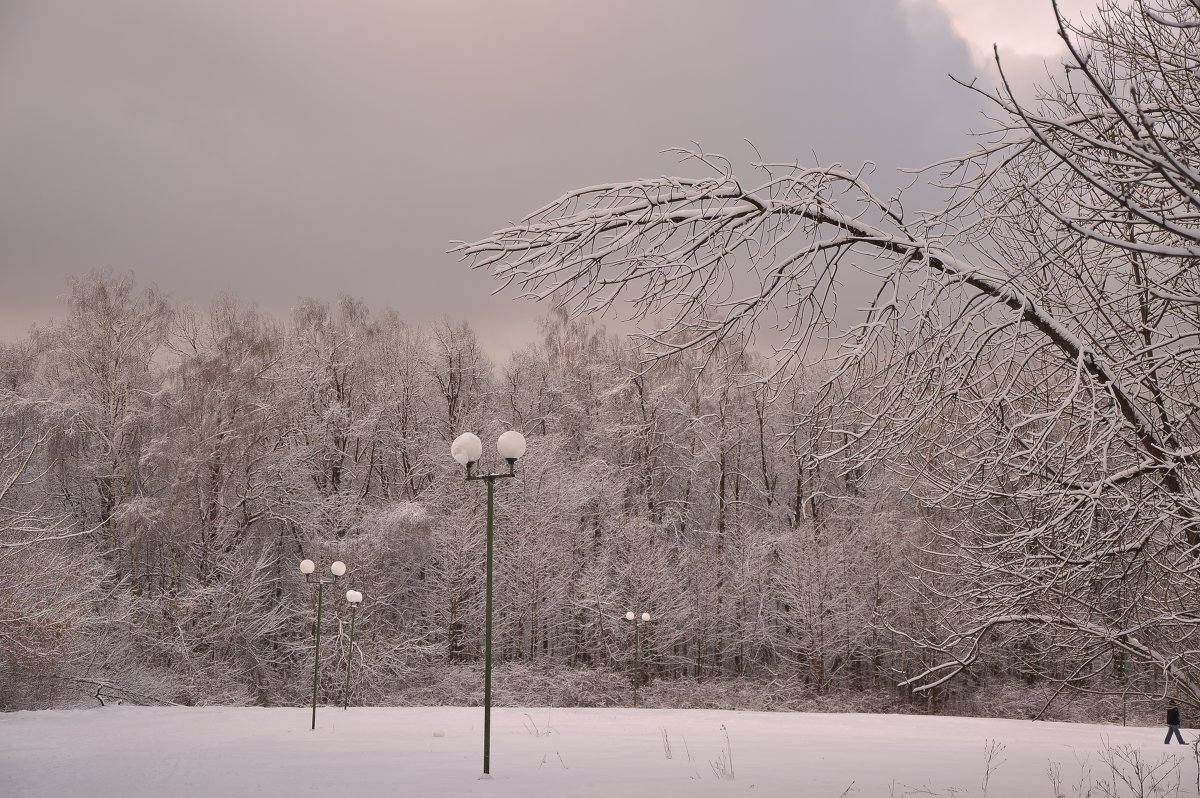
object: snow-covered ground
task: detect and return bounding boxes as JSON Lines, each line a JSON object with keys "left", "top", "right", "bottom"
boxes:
{"left": 2, "top": 706, "right": 1196, "bottom": 797}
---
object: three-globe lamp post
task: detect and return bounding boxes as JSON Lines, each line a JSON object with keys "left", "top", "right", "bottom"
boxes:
{"left": 451, "top": 429, "right": 527, "bottom": 776}
{"left": 625, "top": 611, "right": 652, "bottom": 707}
{"left": 300, "top": 558, "right": 345, "bottom": 730}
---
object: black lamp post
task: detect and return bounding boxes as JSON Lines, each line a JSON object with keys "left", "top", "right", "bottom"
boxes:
{"left": 300, "top": 558, "right": 345, "bottom": 730}
{"left": 342, "top": 589, "right": 363, "bottom": 710}
{"left": 451, "top": 429, "right": 527, "bottom": 777}
{"left": 625, "top": 611, "right": 652, "bottom": 706}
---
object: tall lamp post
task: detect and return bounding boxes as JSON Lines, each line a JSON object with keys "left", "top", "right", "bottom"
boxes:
{"left": 625, "top": 611, "right": 652, "bottom": 707}
{"left": 300, "top": 558, "right": 345, "bottom": 730}
{"left": 342, "top": 589, "right": 363, "bottom": 710}
{"left": 451, "top": 429, "right": 527, "bottom": 777}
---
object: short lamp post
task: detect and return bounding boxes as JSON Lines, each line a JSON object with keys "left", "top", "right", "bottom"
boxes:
{"left": 300, "top": 558, "right": 345, "bottom": 730}
{"left": 342, "top": 589, "right": 363, "bottom": 710}
{"left": 625, "top": 611, "right": 652, "bottom": 707}
{"left": 451, "top": 429, "right": 527, "bottom": 777}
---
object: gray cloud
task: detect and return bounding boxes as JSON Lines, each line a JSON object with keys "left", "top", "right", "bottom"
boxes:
{"left": 0, "top": 0, "right": 1003, "bottom": 356}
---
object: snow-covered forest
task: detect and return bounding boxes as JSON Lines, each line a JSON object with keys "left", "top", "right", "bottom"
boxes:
{"left": 5, "top": 0, "right": 1200, "bottom": 729}
{"left": 0, "top": 272, "right": 945, "bottom": 713}
{"left": 0, "top": 268, "right": 1172, "bottom": 722}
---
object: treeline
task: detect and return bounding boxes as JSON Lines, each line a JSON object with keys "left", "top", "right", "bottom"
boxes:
{"left": 0, "top": 272, "right": 1133, "bottom": 718}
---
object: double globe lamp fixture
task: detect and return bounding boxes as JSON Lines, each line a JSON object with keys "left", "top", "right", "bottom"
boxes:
{"left": 450, "top": 429, "right": 526, "bottom": 777}
{"left": 451, "top": 429, "right": 527, "bottom": 476}
{"left": 625, "top": 611, "right": 653, "bottom": 707}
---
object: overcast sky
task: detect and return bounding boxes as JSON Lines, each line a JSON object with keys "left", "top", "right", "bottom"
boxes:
{"left": 0, "top": 0, "right": 1099, "bottom": 356}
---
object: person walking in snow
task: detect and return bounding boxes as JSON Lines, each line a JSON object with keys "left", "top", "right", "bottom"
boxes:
{"left": 1165, "top": 700, "right": 1186, "bottom": 744}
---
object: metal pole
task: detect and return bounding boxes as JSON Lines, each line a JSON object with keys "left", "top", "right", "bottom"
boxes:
{"left": 343, "top": 603, "right": 357, "bottom": 710}
{"left": 633, "top": 619, "right": 641, "bottom": 707}
{"left": 483, "top": 475, "right": 495, "bottom": 775}
{"left": 311, "top": 580, "right": 325, "bottom": 731}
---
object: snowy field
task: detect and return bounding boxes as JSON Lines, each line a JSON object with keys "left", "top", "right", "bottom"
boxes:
{"left": 2, "top": 706, "right": 1197, "bottom": 798}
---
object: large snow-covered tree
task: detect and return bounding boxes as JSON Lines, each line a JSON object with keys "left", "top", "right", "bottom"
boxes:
{"left": 458, "top": 0, "right": 1200, "bottom": 703}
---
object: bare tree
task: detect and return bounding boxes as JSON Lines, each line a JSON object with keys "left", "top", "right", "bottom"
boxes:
{"left": 0, "top": 396, "right": 111, "bottom": 708}
{"left": 458, "top": 0, "right": 1200, "bottom": 703}
{"left": 33, "top": 270, "right": 172, "bottom": 581}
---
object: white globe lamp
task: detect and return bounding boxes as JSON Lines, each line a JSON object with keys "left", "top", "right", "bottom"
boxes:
{"left": 451, "top": 432, "right": 484, "bottom": 466}
{"left": 497, "top": 430, "right": 527, "bottom": 463}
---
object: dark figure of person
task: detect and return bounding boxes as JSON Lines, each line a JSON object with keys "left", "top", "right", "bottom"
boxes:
{"left": 1166, "top": 700, "right": 1186, "bottom": 744}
